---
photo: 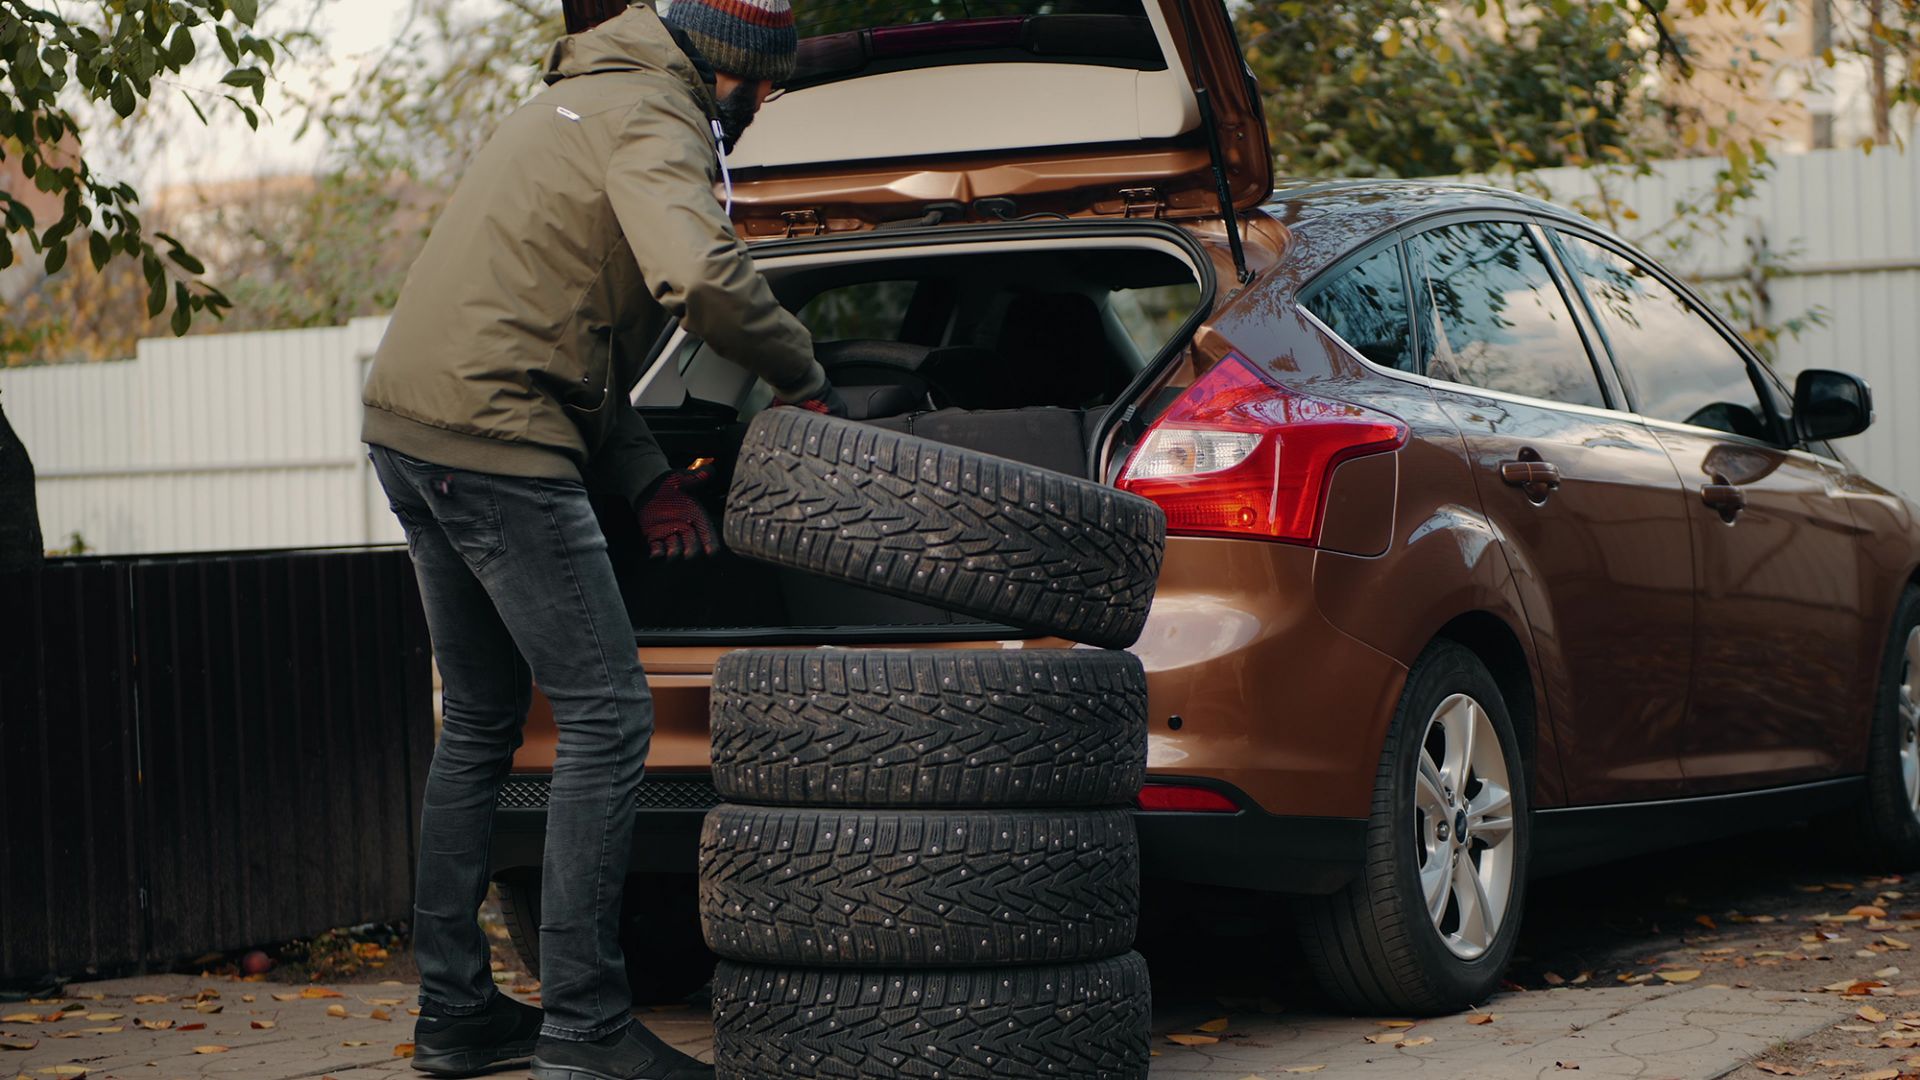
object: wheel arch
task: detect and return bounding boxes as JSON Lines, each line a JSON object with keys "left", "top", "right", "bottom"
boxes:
{"left": 1432, "top": 611, "right": 1539, "bottom": 784}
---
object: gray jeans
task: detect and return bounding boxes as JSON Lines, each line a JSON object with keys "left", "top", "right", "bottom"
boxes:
{"left": 372, "top": 445, "right": 651, "bottom": 1042}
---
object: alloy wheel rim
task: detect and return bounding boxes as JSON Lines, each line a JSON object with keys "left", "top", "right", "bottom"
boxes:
{"left": 1412, "top": 693, "right": 1516, "bottom": 961}
{"left": 1899, "top": 628, "right": 1920, "bottom": 819}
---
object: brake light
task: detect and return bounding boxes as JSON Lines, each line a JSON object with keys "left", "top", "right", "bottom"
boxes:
{"left": 1136, "top": 784, "right": 1240, "bottom": 813}
{"left": 1118, "top": 354, "right": 1407, "bottom": 545}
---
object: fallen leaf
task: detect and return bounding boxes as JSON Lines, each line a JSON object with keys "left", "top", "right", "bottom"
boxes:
{"left": 326, "top": 1005, "right": 349, "bottom": 1019}
{"left": 301, "top": 988, "right": 345, "bottom": 999}
{"left": 1754, "top": 1064, "right": 1804, "bottom": 1076}
{"left": 341, "top": 1041, "right": 371, "bottom": 1048}
{"left": 134, "top": 1019, "right": 172, "bottom": 1031}
{"left": 131, "top": 995, "right": 167, "bottom": 1005}
{"left": 37, "top": 1067, "right": 87, "bottom": 1077}
{"left": 80, "top": 1027, "right": 122, "bottom": 1035}
{"left": 1815, "top": 1062, "right": 1864, "bottom": 1068}
{"left": 368, "top": 998, "right": 405, "bottom": 1006}
{"left": 1860, "top": 1005, "right": 1889, "bottom": 1023}
{"left": 1543, "top": 971, "right": 1566, "bottom": 985}
{"left": 192, "top": 1045, "right": 229, "bottom": 1054}
{"left": 0, "top": 1037, "right": 35, "bottom": 1050}
{"left": 1468, "top": 1014, "right": 1497, "bottom": 1025}
{"left": 1376, "top": 1020, "right": 1415, "bottom": 1029}
{"left": 1854, "top": 906, "right": 1891, "bottom": 918}
{"left": 1167, "top": 1034, "right": 1219, "bottom": 1046}
{"left": 1696, "top": 915, "right": 1719, "bottom": 930}
{"left": 1657, "top": 970, "right": 1703, "bottom": 983}
{"left": 369, "top": 1009, "right": 391, "bottom": 1022}
{"left": 195, "top": 1002, "right": 222, "bottom": 1015}
{"left": 393, "top": 1043, "right": 416, "bottom": 1059}
{"left": 1365, "top": 1032, "right": 1402, "bottom": 1044}
{"left": 1398, "top": 1036, "right": 1434, "bottom": 1047}
{"left": 1854, "top": 1070, "right": 1899, "bottom": 1080}
{"left": 1283, "top": 1069, "right": 1328, "bottom": 1075}
{"left": 271, "top": 993, "right": 299, "bottom": 1002}
{"left": 1837, "top": 1024, "right": 1877, "bottom": 1032}
{"left": 0, "top": 1014, "right": 38, "bottom": 1024}
{"left": 250, "top": 1020, "right": 275, "bottom": 1030}
{"left": 178, "top": 1023, "right": 206, "bottom": 1032}
{"left": 1555, "top": 1063, "right": 1579, "bottom": 1071}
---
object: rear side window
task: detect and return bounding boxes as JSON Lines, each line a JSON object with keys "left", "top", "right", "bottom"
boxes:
{"left": 1301, "top": 245, "right": 1417, "bottom": 373}
{"left": 1554, "top": 233, "right": 1774, "bottom": 442}
{"left": 798, "top": 280, "right": 918, "bottom": 342}
{"left": 1408, "top": 222, "right": 1606, "bottom": 409}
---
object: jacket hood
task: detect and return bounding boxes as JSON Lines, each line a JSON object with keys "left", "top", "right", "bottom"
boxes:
{"left": 544, "top": 5, "right": 716, "bottom": 114}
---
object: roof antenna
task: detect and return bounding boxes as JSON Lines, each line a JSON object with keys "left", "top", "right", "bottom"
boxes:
{"left": 1174, "top": 0, "right": 1253, "bottom": 285}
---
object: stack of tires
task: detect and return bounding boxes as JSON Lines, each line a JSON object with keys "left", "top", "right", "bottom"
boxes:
{"left": 699, "top": 410, "right": 1167, "bottom": 1080}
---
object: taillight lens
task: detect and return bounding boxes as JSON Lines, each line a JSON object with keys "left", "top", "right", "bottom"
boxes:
{"left": 1118, "top": 354, "right": 1407, "bottom": 545}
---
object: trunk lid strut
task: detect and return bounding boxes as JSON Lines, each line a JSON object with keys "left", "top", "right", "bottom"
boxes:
{"left": 1175, "top": 0, "right": 1252, "bottom": 284}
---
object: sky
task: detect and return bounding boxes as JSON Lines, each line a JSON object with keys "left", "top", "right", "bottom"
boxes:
{"left": 111, "top": 0, "right": 441, "bottom": 192}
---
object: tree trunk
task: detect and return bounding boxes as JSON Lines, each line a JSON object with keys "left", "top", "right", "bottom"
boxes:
{"left": 0, "top": 397, "right": 45, "bottom": 574}
{"left": 1866, "top": 0, "right": 1892, "bottom": 145}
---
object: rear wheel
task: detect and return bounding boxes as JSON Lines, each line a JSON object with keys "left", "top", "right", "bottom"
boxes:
{"left": 496, "top": 872, "right": 715, "bottom": 1006}
{"left": 1852, "top": 588, "right": 1920, "bottom": 866}
{"left": 1295, "top": 640, "right": 1529, "bottom": 1014}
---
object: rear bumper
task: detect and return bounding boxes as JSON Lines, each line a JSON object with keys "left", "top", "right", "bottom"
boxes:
{"left": 487, "top": 775, "right": 1365, "bottom": 895}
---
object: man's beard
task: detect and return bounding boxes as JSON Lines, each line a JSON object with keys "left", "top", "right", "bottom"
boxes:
{"left": 715, "top": 82, "right": 759, "bottom": 153}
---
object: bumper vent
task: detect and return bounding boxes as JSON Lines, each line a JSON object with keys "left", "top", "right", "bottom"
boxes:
{"left": 497, "top": 775, "right": 721, "bottom": 811}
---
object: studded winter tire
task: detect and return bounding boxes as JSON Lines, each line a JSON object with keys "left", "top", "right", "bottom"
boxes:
{"left": 723, "top": 409, "right": 1166, "bottom": 650}
{"left": 710, "top": 953, "right": 1151, "bottom": 1080}
{"left": 709, "top": 648, "right": 1148, "bottom": 809}
{"left": 699, "top": 804, "right": 1138, "bottom": 968}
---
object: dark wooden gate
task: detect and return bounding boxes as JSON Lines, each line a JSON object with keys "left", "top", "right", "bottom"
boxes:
{"left": 0, "top": 548, "right": 433, "bottom": 982}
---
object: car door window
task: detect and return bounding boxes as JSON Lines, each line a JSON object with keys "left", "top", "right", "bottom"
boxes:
{"left": 1301, "top": 245, "right": 1417, "bottom": 373}
{"left": 1554, "top": 233, "right": 1775, "bottom": 443}
{"left": 1407, "top": 221, "right": 1607, "bottom": 409}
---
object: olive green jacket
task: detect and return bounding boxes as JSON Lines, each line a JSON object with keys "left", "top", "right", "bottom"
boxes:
{"left": 362, "top": 5, "right": 820, "bottom": 506}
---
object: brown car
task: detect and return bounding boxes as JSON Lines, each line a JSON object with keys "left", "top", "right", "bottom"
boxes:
{"left": 488, "top": 0, "right": 1920, "bottom": 1014}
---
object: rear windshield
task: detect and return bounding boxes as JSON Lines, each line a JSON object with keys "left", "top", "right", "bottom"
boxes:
{"left": 785, "top": 0, "right": 1165, "bottom": 87}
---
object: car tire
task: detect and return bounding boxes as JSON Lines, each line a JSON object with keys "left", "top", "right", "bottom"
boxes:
{"left": 710, "top": 648, "right": 1148, "bottom": 808}
{"left": 723, "top": 409, "right": 1167, "bottom": 650}
{"left": 699, "top": 804, "right": 1138, "bottom": 968}
{"left": 709, "top": 953, "right": 1151, "bottom": 1080}
{"left": 495, "top": 872, "right": 716, "bottom": 1006}
{"left": 1852, "top": 587, "right": 1920, "bottom": 866}
{"left": 1294, "top": 639, "right": 1530, "bottom": 1015}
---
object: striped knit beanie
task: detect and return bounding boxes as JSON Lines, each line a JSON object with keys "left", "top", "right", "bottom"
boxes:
{"left": 660, "top": 0, "right": 798, "bottom": 85}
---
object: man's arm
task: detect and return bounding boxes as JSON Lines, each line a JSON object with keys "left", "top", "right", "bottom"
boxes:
{"left": 606, "top": 83, "right": 825, "bottom": 402}
{"left": 586, "top": 397, "right": 671, "bottom": 510}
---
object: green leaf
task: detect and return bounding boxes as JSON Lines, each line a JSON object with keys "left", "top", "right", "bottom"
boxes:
{"left": 166, "top": 245, "right": 206, "bottom": 275}
{"left": 0, "top": 231, "right": 13, "bottom": 269}
{"left": 171, "top": 288, "right": 192, "bottom": 336}
{"left": 229, "top": 0, "right": 258, "bottom": 26}
{"left": 181, "top": 88, "right": 209, "bottom": 125}
{"left": 166, "top": 26, "right": 195, "bottom": 66}
{"left": 216, "top": 24, "right": 239, "bottom": 65}
{"left": 147, "top": 271, "right": 168, "bottom": 317}
{"left": 219, "top": 66, "right": 263, "bottom": 90}
{"left": 89, "top": 230, "right": 111, "bottom": 270}
{"left": 44, "top": 238, "right": 67, "bottom": 274}
{"left": 109, "top": 76, "right": 135, "bottom": 117}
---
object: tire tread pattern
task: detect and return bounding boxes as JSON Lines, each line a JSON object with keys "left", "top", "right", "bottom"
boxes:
{"left": 710, "top": 648, "right": 1148, "bottom": 808}
{"left": 723, "top": 410, "right": 1166, "bottom": 650}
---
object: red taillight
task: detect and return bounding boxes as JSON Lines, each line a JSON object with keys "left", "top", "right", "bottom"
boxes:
{"left": 1118, "top": 354, "right": 1407, "bottom": 545}
{"left": 1136, "top": 784, "right": 1241, "bottom": 813}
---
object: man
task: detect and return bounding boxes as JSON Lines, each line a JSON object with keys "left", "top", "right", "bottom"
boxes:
{"left": 362, "top": 2, "right": 840, "bottom": 1078}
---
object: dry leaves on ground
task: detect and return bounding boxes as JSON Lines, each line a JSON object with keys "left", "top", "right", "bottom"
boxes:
{"left": 325, "top": 1005, "right": 349, "bottom": 1019}
{"left": 1753, "top": 1063, "right": 1804, "bottom": 1076}
{"left": 1860, "top": 1006, "right": 1890, "bottom": 1023}
{"left": 250, "top": 1020, "right": 275, "bottom": 1030}
{"left": 1468, "top": 1014, "right": 1498, "bottom": 1025}
{"left": 1282, "top": 1068, "right": 1328, "bottom": 1075}
{"left": 1167, "top": 1033, "right": 1219, "bottom": 1047}
{"left": 393, "top": 1043, "right": 416, "bottom": 1058}
{"left": 301, "top": 987, "right": 344, "bottom": 999}
{"left": 1196, "top": 1017, "right": 1230, "bottom": 1033}
{"left": 1658, "top": 970, "right": 1703, "bottom": 983}
{"left": 192, "top": 1045, "right": 229, "bottom": 1054}
{"left": 0, "top": 1036, "right": 36, "bottom": 1050}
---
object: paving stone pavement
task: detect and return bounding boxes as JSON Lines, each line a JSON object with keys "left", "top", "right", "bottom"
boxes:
{"left": 3, "top": 973, "right": 1858, "bottom": 1080}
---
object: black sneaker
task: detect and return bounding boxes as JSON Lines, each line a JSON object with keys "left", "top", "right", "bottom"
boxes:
{"left": 411, "top": 993, "right": 543, "bottom": 1077}
{"left": 530, "top": 1020, "right": 713, "bottom": 1080}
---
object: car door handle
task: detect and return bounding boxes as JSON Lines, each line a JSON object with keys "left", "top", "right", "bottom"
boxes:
{"left": 1499, "top": 460, "right": 1561, "bottom": 502}
{"left": 1701, "top": 479, "right": 1746, "bottom": 521}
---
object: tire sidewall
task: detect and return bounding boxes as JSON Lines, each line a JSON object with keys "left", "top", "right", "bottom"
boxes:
{"left": 1862, "top": 589, "right": 1920, "bottom": 862}
{"left": 1382, "top": 642, "right": 1531, "bottom": 1007}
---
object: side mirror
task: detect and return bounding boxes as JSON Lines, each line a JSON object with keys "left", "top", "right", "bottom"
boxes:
{"left": 1793, "top": 369, "right": 1874, "bottom": 442}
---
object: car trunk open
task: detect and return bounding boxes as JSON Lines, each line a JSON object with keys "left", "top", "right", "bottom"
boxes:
{"left": 602, "top": 223, "right": 1212, "bottom": 644}
{"left": 725, "top": 0, "right": 1271, "bottom": 237}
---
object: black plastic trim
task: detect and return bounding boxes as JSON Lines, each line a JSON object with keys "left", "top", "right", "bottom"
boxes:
{"left": 1532, "top": 776, "right": 1864, "bottom": 877}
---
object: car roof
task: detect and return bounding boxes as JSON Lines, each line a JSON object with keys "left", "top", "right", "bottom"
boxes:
{"left": 1260, "top": 177, "right": 1598, "bottom": 283}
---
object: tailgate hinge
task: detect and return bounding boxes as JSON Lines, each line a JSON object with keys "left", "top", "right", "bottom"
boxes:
{"left": 1119, "top": 187, "right": 1165, "bottom": 219}
{"left": 779, "top": 208, "right": 825, "bottom": 238}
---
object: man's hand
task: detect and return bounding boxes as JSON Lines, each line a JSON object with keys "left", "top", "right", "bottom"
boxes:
{"left": 783, "top": 381, "right": 849, "bottom": 418}
{"left": 639, "top": 466, "right": 720, "bottom": 560}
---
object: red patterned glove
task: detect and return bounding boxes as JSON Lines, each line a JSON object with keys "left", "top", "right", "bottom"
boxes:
{"left": 639, "top": 466, "right": 720, "bottom": 560}
{"left": 782, "top": 382, "right": 849, "bottom": 418}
